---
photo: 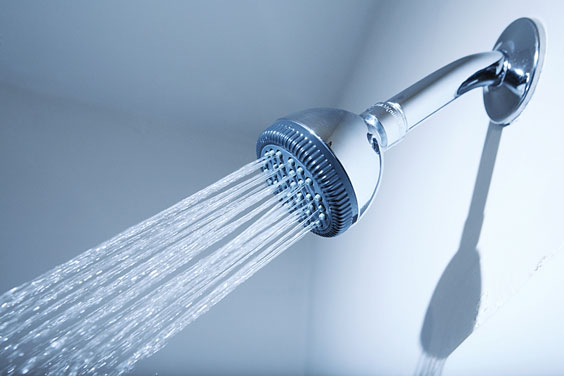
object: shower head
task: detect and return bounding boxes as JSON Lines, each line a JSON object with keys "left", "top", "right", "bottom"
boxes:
{"left": 256, "top": 17, "right": 545, "bottom": 237}
{"left": 256, "top": 109, "right": 381, "bottom": 237}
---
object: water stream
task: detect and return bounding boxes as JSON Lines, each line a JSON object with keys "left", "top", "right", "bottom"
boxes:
{"left": 0, "top": 157, "right": 315, "bottom": 375}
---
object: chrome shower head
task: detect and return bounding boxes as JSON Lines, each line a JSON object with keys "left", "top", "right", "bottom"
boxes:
{"left": 256, "top": 17, "right": 545, "bottom": 237}
{"left": 256, "top": 108, "right": 381, "bottom": 237}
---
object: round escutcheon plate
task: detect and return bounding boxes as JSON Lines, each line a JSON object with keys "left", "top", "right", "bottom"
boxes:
{"left": 483, "top": 18, "right": 546, "bottom": 125}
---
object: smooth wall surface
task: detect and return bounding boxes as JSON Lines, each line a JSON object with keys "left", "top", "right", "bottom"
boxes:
{"left": 0, "top": 0, "right": 376, "bottom": 139}
{"left": 1, "top": 1, "right": 564, "bottom": 375}
{"left": 307, "top": 1, "right": 564, "bottom": 375}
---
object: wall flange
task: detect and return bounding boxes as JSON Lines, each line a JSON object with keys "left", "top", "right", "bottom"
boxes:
{"left": 484, "top": 18, "right": 546, "bottom": 125}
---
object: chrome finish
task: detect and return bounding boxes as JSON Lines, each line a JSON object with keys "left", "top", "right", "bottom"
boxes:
{"left": 362, "top": 17, "right": 545, "bottom": 150}
{"left": 282, "top": 108, "right": 383, "bottom": 220}
{"left": 484, "top": 18, "right": 546, "bottom": 125}
{"left": 257, "top": 18, "right": 545, "bottom": 236}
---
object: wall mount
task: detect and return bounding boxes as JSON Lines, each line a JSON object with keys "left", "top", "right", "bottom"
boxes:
{"left": 484, "top": 17, "right": 546, "bottom": 125}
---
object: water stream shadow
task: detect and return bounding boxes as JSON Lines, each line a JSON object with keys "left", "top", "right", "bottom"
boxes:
{"left": 415, "top": 122, "right": 503, "bottom": 375}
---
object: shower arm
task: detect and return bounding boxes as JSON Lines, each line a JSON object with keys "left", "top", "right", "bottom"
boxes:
{"left": 361, "top": 51, "right": 507, "bottom": 151}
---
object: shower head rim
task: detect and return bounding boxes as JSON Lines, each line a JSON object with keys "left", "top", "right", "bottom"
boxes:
{"left": 256, "top": 117, "right": 359, "bottom": 237}
{"left": 483, "top": 17, "right": 546, "bottom": 125}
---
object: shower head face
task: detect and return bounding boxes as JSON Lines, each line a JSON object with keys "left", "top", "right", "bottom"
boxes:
{"left": 260, "top": 146, "right": 335, "bottom": 235}
{"left": 257, "top": 108, "right": 382, "bottom": 237}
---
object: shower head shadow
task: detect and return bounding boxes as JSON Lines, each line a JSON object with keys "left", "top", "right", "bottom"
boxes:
{"left": 256, "top": 17, "right": 545, "bottom": 237}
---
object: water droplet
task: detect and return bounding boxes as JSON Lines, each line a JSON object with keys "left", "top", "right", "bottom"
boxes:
{"left": 19, "top": 356, "right": 37, "bottom": 374}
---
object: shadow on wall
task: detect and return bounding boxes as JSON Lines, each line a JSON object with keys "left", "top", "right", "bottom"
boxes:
{"left": 415, "top": 122, "right": 503, "bottom": 375}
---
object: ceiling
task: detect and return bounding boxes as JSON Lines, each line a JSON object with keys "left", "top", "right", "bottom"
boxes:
{"left": 0, "top": 0, "right": 378, "bottom": 137}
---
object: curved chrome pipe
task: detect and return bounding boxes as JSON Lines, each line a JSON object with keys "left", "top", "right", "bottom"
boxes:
{"left": 362, "top": 51, "right": 506, "bottom": 150}
{"left": 362, "top": 18, "right": 545, "bottom": 151}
